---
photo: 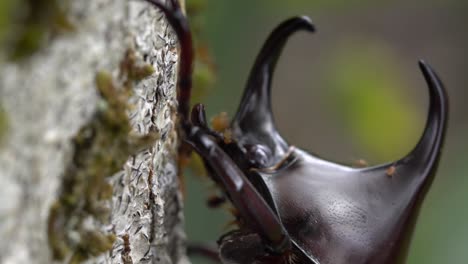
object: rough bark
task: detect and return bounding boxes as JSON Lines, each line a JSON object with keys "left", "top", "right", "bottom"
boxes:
{"left": 0, "top": 0, "right": 188, "bottom": 263}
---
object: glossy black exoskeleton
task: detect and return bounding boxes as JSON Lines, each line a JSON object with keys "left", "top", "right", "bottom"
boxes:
{"left": 146, "top": 1, "right": 448, "bottom": 263}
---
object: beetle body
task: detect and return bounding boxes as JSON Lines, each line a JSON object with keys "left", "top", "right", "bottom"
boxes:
{"left": 146, "top": 1, "right": 448, "bottom": 263}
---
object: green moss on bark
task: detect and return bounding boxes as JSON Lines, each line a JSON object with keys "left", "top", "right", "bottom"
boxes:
{"left": 47, "top": 53, "right": 157, "bottom": 262}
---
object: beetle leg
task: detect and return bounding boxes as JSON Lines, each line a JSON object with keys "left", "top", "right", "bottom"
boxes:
{"left": 232, "top": 16, "right": 315, "bottom": 158}
{"left": 186, "top": 126, "right": 292, "bottom": 254}
{"left": 145, "top": 0, "right": 193, "bottom": 129}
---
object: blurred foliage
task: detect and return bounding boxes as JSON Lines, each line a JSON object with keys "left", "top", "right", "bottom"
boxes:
{"left": 269, "top": 0, "right": 374, "bottom": 10}
{"left": 0, "top": 0, "right": 74, "bottom": 61}
{"left": 186, "top": 0, "right": 217, "bottom": 104}
{"left": 325, "top": 40, "right": 422, "bottom": 162}
{"left": 409, "top": 144, "right": 468, "bottom": 263}
{"left": 184, "top": 2, "right": 229, "bottom": 261}
{"left": 0, "top": 0, "right": 16, "bottom": 47}
{"left": 266, "top": 0, "right": 467, "bottom": 11}
{"left": 0, "top": 104, "right": 8, "bottom": 146}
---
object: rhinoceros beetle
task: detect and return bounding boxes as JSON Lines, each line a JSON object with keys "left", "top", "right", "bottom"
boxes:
{"left": 146, "top": 1, "right": 448, "bottom": 263}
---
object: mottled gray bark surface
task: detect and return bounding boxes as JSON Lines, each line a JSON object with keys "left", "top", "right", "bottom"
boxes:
{"left": 0, "top": 0, "right": 188, "bottom": 263}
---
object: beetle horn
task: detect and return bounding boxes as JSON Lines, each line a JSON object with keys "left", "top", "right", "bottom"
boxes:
{"left": 361, "top": 60, "right": 448, "bottom": 201}
{"left": 232, "top": 16, "right": 315, "bottom": 155}
{"left": 404, "top": 61, "right": 448, "bottom": 168}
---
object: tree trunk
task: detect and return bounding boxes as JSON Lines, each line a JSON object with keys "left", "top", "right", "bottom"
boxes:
{"left": 0, "top": 0, "right": 189, "bottom": 263}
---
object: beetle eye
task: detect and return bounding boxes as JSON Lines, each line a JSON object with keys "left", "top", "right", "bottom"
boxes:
{"left": 245, "top": 144, "right": 271, "bottom": 168}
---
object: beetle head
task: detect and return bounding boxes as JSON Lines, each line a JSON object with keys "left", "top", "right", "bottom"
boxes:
{"left": 227, "top": 15, "right": 448, "bottom": 263}
{"left": 186, "top": 10, "right": 449, "bottom": 263}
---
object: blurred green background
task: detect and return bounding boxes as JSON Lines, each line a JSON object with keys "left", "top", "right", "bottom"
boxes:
{"left": 1, "top": 0, "right": 466, "bottom": 263}
{"left": 184, "top": 0, "right": 468, "bottom": 263}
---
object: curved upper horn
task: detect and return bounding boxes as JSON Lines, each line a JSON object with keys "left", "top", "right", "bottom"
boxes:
{"left": 362, "top": 60, "right": 448, "bottom": 186}
{"left": 231, "top": 16, "right": 315, "bottom": 158}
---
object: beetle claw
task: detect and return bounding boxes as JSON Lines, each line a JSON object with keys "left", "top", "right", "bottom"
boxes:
{"left": 190, "top": 103, "right": 209, "bottom": 129}
{"left": 189, "top": 104, "right": 227, "bottom": 141}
